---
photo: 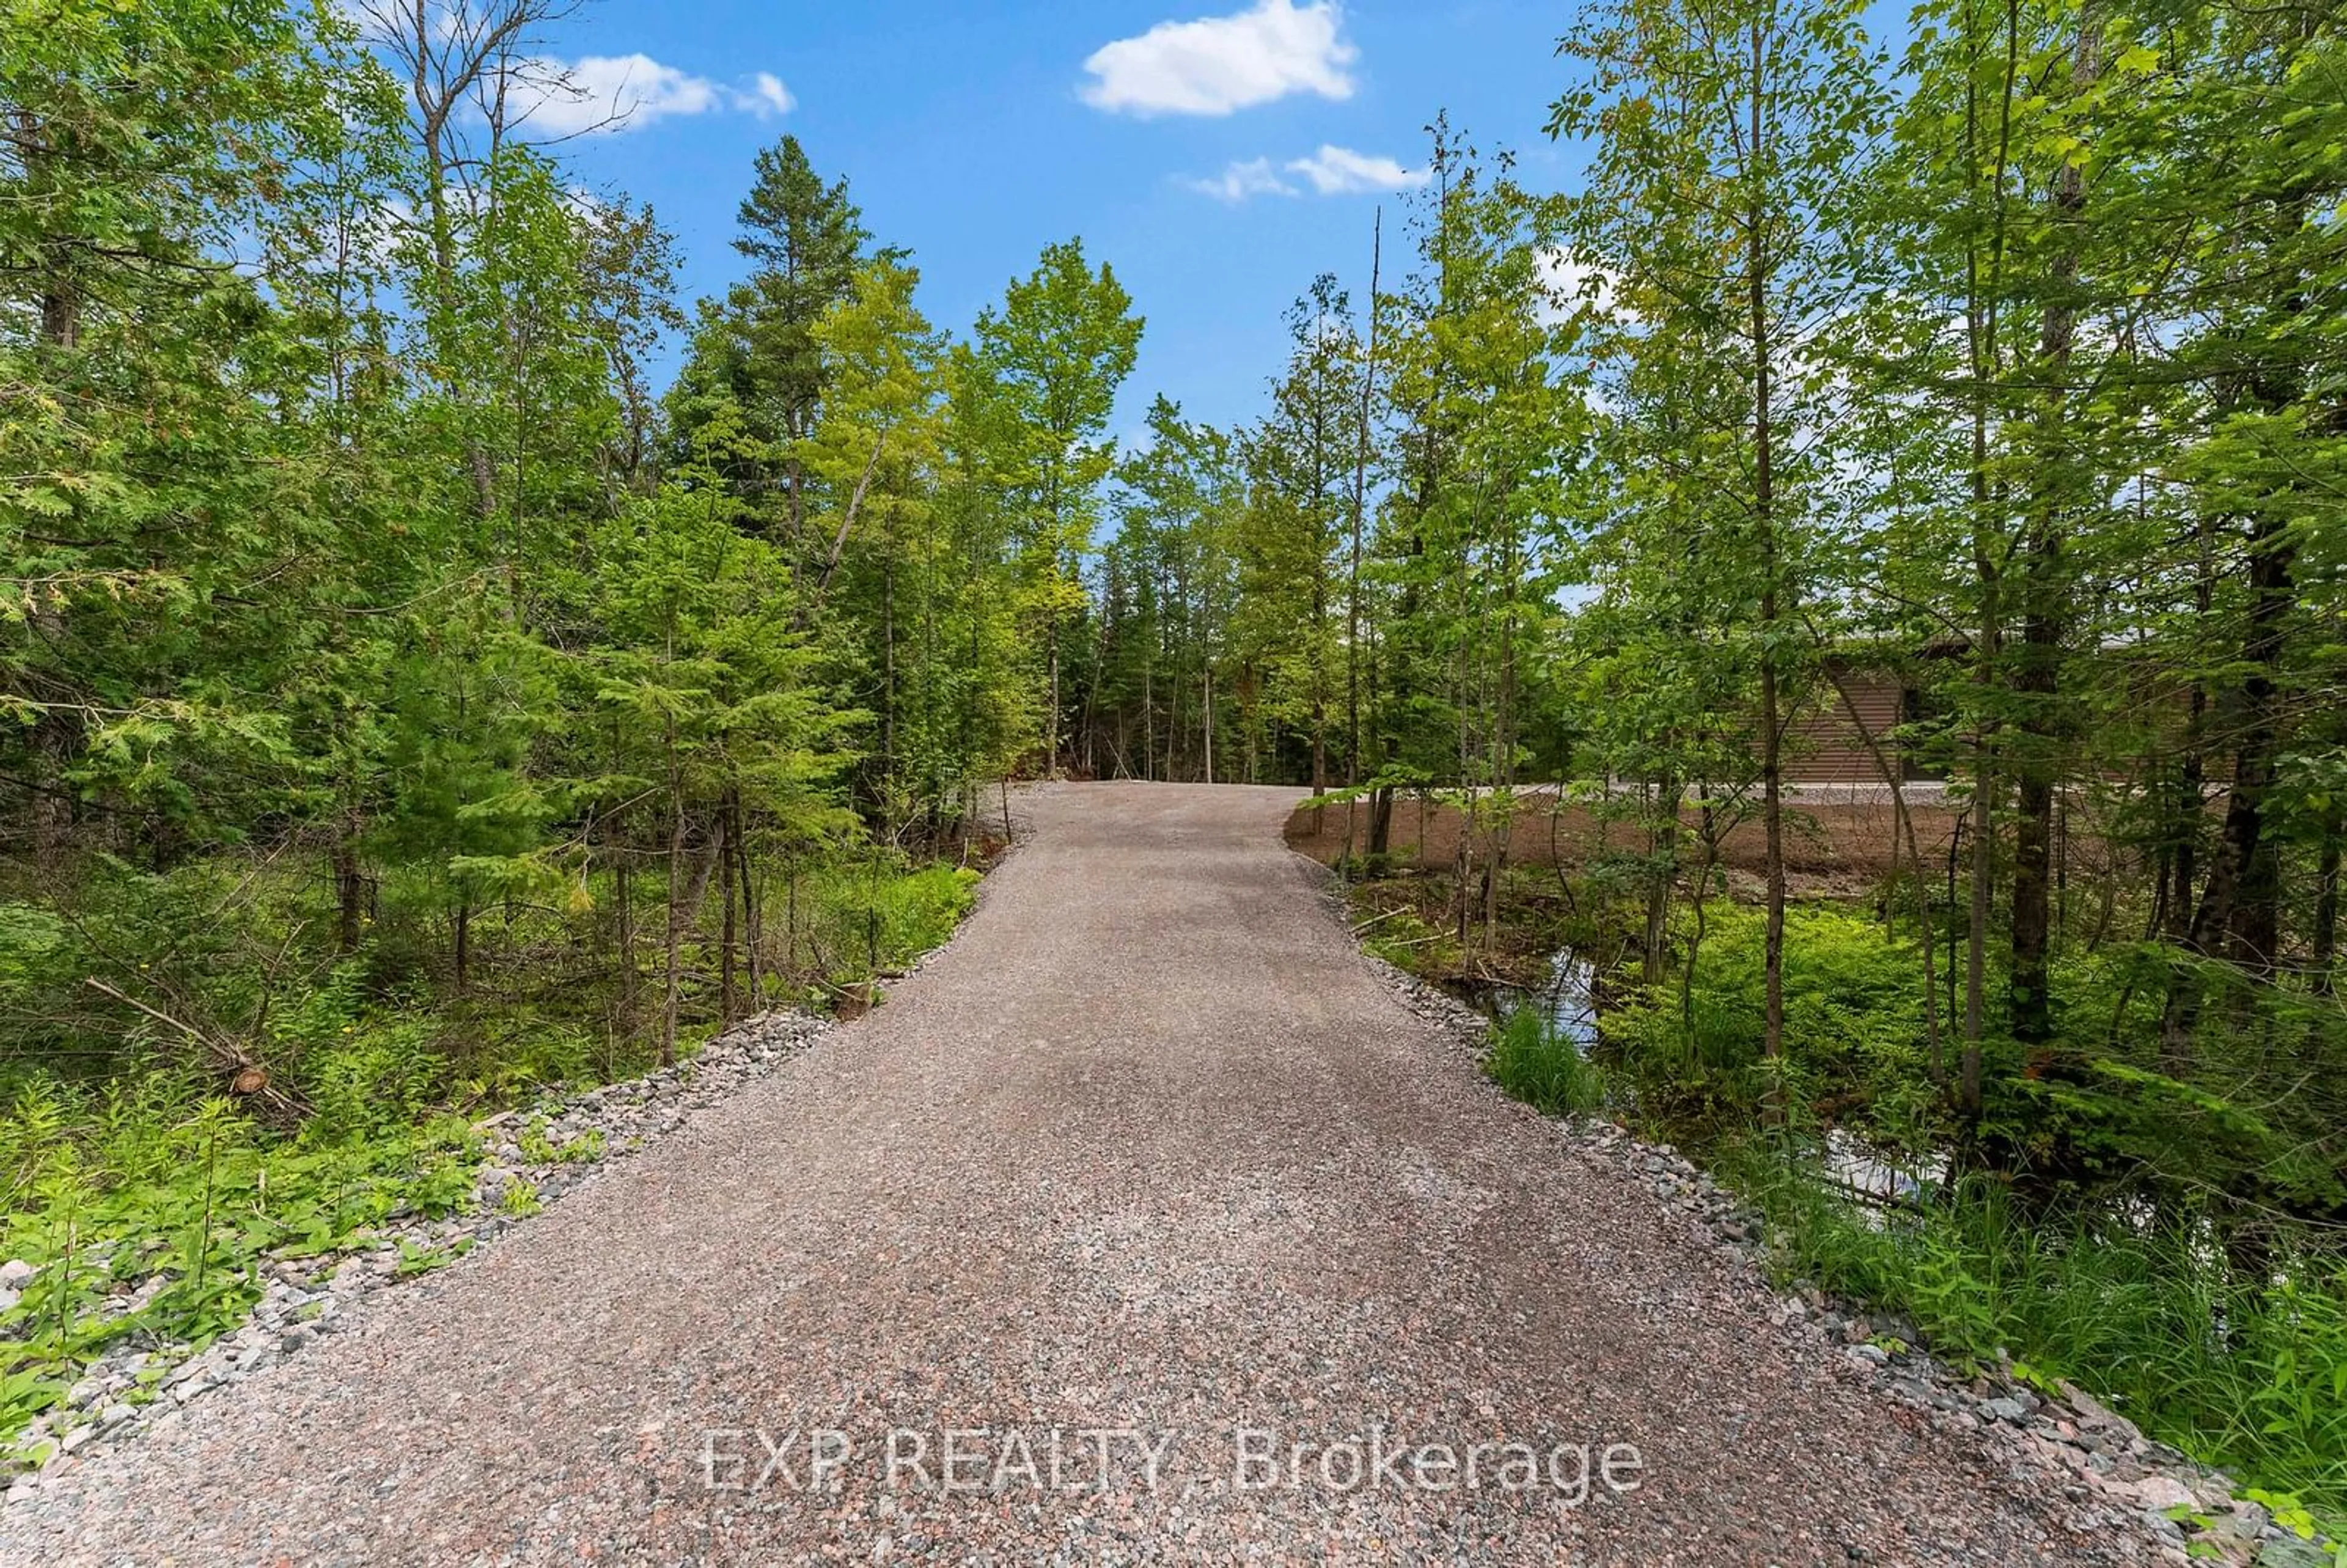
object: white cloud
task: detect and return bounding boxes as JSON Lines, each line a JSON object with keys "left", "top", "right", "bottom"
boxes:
{"left": 1283, "top": 144, "right": 1427, "bottom": 195}
{"left": 1081, "top": 0, "right": 1356, "bottom": 117}
{"left": 516, "top": 55, "right": 710, "bottom": 134}
{"left": 1185, "top": 156, "right": 1299, "bottom": 202}
{"left": 510, "top": 54, "right": 793, "bottom": 136}
{"left": 749, "top": 71, "right": 795, "bottom": 116}
{"left": 1180, "top": 144, "right": 1428, "bottom": 202}
{"left": 1537, "top": 249, "right": 1631, "bottom": 324}
{"left": 353, "top": 196, "right": 413, "bottom": 268}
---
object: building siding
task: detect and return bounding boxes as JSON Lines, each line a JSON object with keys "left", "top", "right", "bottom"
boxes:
{"left": 1783, "top": 672, "right": 1906, "bottom": 785}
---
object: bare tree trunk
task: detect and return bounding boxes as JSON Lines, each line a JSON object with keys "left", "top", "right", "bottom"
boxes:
{"left": 1747, "top": 22, "right": 1787, "bottom": 1107}
{"left": 719, "top": 794, "right": 740, "bottom": 1024}
{"left": 616, "top": 849, "right": 637, "bottom": 1035}
{"left": 1202, "top": 667, "right": 1214, "bottom": 785}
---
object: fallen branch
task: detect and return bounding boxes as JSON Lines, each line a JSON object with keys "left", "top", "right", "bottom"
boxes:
{"left": 84, "top": 978, "right": 309, "bottom": 1124}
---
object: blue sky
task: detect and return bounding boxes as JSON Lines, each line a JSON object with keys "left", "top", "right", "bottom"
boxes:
{"left": 514, "top": 0, "right": 1586, "bottom": 438}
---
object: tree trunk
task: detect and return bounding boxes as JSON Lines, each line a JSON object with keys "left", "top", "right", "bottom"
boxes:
{"left": 719, "top": 796, "right": 740, "bottom": 1025}
{"left": 663, "top": 805, "right": 685, "bottom": 1068}
{"left": 661, "top": 811, "right": 725, "bottom": 1066}
{"left": 2010, "top": 10, "right": 2102, "bottom": 1050}
{"left": 1346, "top": 211, "right": 1383, "bottom": 790}
{"left": 333, "top": 816, "right": 366, "bottom": 953}
{"left": 1045, "top": 617, "right": 1061, "bottom": 779}
{"left": 883, "top": 556, "right": 897, "bottom": 824}
{"left": 1956, "top": 0, "right": 2020, "bottom": 1121}
{"left": 1202, "top": 666, "right": 1214, "bottom": 785}
{"left": 2165, "top": 554, "right": 2211, "bottom": 946}
{"left": 616, "top": 851, "right": 637, "bottom": 1035}
{"left": 786, "top": 854, "right": 801, "bottom": 980}
{"left": 2159, "top": 521, "right": 2299, "bottom": 1064}
{"left": 1310, "top": 725, "right": 1327, "bottom": 829}
{"left": 1644, "top": 780, "right": 1683, "bottom": 987}
{"left": 1747, "top": 23, "right": 1787, "bottom": 1102}
{"left": 738, "top": 810, "right": 763, "bottom": 1010}
{"left": 2221, "top": 527, "right": 2295, "bottom": 978}
{"left": 2312, "top": 827, "right": 2340, "bottom": 997}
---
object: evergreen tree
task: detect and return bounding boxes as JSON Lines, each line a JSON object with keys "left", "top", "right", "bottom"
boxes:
{"left": 666, "top": 135, "right": 875, "bottom": 548}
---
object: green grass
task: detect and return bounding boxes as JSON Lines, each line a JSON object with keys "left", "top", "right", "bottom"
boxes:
{"left": 1720, "top": 1142, "right": 2347, "bottom": 1533}
{"left": 0, "top": 1061, "right": 488, "bottom": 1456}
{"left": 1486, "top": 1004, "right": 1608, "bottom": 1116}
{"left": 836, "top": 863, "right": 982, "bottom": 978}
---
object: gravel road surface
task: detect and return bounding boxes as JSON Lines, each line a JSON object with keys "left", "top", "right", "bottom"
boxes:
{"left": 0, "top": 783, "right": 2139, "bottom": 1566}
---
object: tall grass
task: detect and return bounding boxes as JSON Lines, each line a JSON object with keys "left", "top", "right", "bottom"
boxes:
{"left": 1722, "top": 1144, "right": 2347, "bottom": 1528}
{"left": 800, "top": 862, "right": 979, "bottom": 981}
{"left": 1486, "top": 1005, "right": 1607, "bottom": 1116}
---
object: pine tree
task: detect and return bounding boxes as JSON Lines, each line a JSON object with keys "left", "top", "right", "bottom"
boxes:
{"left": 667, "top": 135, "right": 876, "bottom": 549}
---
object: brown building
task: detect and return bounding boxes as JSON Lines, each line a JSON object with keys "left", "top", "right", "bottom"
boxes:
{"left": 1780, "top": 651, "right": 1952, "bottom": 786}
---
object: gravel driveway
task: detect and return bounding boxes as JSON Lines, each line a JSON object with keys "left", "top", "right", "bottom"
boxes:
{"left": 0, "top": 783, "right": 2138, "bottom": 1566}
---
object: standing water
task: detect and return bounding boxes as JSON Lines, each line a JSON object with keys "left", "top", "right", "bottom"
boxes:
{"left": 1463, "top": 950, "right": 1947, "bottom": 1213}
{"left": 1820, "top": 1129, "right": 1948, "bottom": 1209}
{"left": 1458, "top": 951, "right": 1948, "bottom": 1216}
{"left": 1466, "top": 949, "right": 1601, "bottom": 1049}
